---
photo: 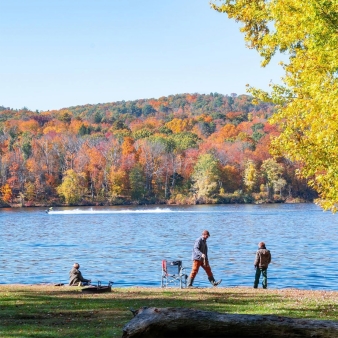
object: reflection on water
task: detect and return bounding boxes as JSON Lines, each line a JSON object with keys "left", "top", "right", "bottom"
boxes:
{"left": 0, "top": 203, "right": 338, "bottom": 290}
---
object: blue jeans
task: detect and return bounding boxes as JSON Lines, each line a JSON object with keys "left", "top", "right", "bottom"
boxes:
{"left": 254, "top": 267, "right": 268, "bottom": 288}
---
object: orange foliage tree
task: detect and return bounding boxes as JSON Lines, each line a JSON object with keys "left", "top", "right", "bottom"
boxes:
{"left": 0, "top": 183, "right": 13, "bottom": 203}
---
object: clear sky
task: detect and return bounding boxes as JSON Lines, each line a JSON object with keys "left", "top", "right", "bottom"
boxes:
{"left": 0, "top": 0, "right": 285, "bottom": 112}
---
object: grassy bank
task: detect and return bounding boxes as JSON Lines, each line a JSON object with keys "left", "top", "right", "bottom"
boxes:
{"left": 1, "top": 285, "right": 338, "bottom": 337}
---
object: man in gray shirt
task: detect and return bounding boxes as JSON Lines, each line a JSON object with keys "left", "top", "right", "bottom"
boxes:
{"left": 187, "top": 230, "right": 222, "bottom": 287}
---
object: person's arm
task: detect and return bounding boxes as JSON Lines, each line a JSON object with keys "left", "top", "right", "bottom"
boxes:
{"left": 78, "top": 271, "right": 90, "bottom": 283}
{"left": 193, "top": 238, "right": 204, "bottom": 259}
{"left": 254, "top": 251, "right": 260, "bottom": 267}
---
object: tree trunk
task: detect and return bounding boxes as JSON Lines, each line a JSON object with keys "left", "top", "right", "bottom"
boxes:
{"left": 122, "top": 307, "right": 338, "bottom": 338}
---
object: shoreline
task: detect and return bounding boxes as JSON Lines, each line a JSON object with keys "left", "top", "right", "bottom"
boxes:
{"left": 0, "top": 198, "right": 313, "bottom": 209}
{"left": 1, "top": 284, "right": 337, "bottom": 292}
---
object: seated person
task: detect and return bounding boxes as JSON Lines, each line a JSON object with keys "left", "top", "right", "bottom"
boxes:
{"left": 69, "top": 263, "right": 91, "bottom": 286}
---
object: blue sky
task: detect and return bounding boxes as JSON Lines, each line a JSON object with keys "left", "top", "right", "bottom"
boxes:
{"left": 0, "top": 0, "right": 285, "bottom": 111}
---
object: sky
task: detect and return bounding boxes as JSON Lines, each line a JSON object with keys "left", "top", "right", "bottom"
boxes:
{"left": 0, "top": 0, "right": 285, "bottom": 112}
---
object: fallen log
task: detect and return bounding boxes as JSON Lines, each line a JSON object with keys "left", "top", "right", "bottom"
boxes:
{"left": 122, "top": 307, "right": 338, "bottom": 338}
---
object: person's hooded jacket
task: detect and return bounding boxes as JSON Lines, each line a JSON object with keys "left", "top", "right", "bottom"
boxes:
{"left": 254, "top": 247, "right": 271, "bottom": 269}
{"left": 69, "top": 267, "right": 90, "bottom": 286}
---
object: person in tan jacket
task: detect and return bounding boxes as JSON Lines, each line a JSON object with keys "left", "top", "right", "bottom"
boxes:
{"left": 253, "top": 242, "right": 271, "bottom": 289}
{"left": 69, "top": 263, "right": 91, "bottom": 286}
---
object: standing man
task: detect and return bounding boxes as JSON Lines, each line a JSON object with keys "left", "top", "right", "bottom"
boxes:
{"left": 254, "top": 241, "right": 271, "bottom": 289}
{"left": 187, "top": 230, "right": 222, "bottom": 287}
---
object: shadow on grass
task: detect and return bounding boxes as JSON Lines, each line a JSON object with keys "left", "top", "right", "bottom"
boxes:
{"left": 0, "top": 286, "right": 334, "bottom": 338}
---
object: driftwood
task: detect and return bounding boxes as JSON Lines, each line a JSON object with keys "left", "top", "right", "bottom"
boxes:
{"left": 122, "top": 307, "right": 338, "bottom": 338}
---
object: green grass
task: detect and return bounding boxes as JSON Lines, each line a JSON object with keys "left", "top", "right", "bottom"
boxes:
{"left": 1, "top": 285, "right": 338, "bottom": 337}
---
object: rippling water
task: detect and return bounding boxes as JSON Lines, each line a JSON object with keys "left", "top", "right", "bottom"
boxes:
{"left": 0, "top": 203, "right": 337, "bottom": 290}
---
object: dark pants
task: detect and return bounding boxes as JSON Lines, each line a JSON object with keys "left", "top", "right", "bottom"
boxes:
{"left": 254, "top": 267, "right": 268, "bottom": 288}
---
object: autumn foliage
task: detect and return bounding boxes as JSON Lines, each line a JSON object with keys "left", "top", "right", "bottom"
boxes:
{"left": 0, "top": 93, "right": 315, "bottom": 206}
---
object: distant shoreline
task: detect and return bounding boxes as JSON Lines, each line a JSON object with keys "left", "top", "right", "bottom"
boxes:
{"left": 0, "top": 198, "right": 313, "bottom": 209}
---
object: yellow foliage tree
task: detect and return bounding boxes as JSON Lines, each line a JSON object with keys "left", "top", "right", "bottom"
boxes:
{"left": 165, "top": 118, "right": 194, "bottom": 134}
{"left": 243, "top": 160, "right": 257, "bottom": 193}
{"left": 42, "top": 120, "right": 68, "bottom": 134}
{"left": 56, "top": 169, "right": 87, "bottom": 204}
{"left": 211, "top": 0, "right": 338, "bottom": 211}
{"left": 24, "top": 182, "right": 36, "bottom": 201}
{"left": 110, "top": 167, "right": 126, "bottom": 197}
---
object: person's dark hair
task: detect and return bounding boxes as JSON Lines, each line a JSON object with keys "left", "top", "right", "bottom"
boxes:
{"left": 258, "top": 242, "right": 266, "bottom": 248}
{"left": 202, "top": 230, "right": 210, "bottom": 237}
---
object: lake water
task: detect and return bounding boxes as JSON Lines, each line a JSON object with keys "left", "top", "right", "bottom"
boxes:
{"left": 0, "top": 203, "right": 337, "bottom": 290}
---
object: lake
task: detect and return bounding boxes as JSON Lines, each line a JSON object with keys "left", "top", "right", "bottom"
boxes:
{"left": 0, "top": 203, "right": 337, "bottom": 290}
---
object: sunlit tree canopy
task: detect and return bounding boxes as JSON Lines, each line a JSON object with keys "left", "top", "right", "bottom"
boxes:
{"left": 211, "top": 0, "right": 338, "bottom": 211}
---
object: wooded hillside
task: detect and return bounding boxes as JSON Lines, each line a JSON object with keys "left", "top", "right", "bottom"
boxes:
{"left": 0, "top": 93, "right": 315, "bottom": 206}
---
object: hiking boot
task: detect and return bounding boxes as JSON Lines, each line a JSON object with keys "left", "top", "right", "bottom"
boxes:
{"left": 187, "top": 277, "right": 194, "bottom": 287}
{"left": 208, "top": 276, "right": 222, "bottom": 287}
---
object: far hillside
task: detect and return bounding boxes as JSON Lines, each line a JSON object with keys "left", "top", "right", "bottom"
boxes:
{"left": 0, "top": 93, "right": 316, "bottom": 207}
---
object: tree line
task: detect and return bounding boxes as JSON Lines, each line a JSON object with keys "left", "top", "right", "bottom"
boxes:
{"left": 0, "top": 93, "right": 316, "bottom": 206}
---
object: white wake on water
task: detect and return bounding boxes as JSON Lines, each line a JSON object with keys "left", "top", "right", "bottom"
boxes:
{"left": 47, "top": 207, "right": 173, "bottom": 215}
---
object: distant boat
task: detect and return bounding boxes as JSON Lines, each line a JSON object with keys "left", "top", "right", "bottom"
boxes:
{"left": 45, "top": 207, "right": 54, "bottom": 213}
